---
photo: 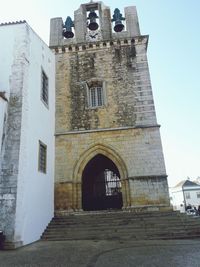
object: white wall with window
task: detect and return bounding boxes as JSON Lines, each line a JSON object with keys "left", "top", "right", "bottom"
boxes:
{"left": 16, "top": 23, "right": 55, "bottom": 246}
{"left": 41, "top": 69, "right": 49, "bottom": 106}
{"left": 0, "top": 22, "right": 55, "bottom": 247}
{"left": 169, "top": 180, "right": 200, "bottom": 212}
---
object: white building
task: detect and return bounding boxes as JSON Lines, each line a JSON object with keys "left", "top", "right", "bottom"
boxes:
{"left": 169, "top": 180, "right": 200, "bottom": 212}
{"left": 0, "top": 21, "right": 55, "bottom": 248}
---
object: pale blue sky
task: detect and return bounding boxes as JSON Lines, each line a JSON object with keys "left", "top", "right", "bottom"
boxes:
{"left": 1, "top": 0, "right": 199, "bottom": 186}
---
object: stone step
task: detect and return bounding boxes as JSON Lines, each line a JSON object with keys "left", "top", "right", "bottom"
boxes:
{"left": 49, "top": 217, "right": 199, "bottom": 225}
{"left": 41, "top": 211, "right": 200, "bottom": 241}
{"left": 47, "top": 221, "right": 200, "bottom": 229}
{"left": 51, "top": 213, "right": 194, "bottom": 222}
{"left": 53, "top": 212, "right": 179, "bottom": 221}
{"left": 43, "top": 224, "right": 200, "bottom": 233}
{"left": 42, "top": 231, "right": 200, "bottom": 241}
{"left": 50, "top": 219, "right": 189, "bottom": 226}
{"left": 45, "top": 221, "right": 200, "bottom": 230}
{"left": 43, "top": 228, "right": 200, "bottom": 236}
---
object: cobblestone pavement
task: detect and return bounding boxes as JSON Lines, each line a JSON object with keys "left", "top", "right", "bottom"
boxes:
{"left": 1, "top": 239, "right": 200, "bottom": 267}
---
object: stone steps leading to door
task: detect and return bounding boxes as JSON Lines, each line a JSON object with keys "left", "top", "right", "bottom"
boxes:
{"left": 41, "top": 210, "right": 200, "bottom": 241}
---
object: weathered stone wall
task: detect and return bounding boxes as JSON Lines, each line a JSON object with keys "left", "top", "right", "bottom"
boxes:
{"left": 55, "top": 127, "right": 169, "bottom": 211}
{"left": 129, "top": 176, "right": 169, "bottom": 207}
{"left": 53, "top": 2, "right": 169, "bottom": 212}
{"left": 55, "top": 127, "right": 166, "bottom": 182}
{"left": 54, "top": 37, "right": 169, "bottom": 212}
{"left": 55, "top": 37, "right": 157, "bottom": 134}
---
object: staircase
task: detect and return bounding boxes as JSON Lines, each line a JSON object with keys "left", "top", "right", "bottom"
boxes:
{"left": 41, "top": 210, "right": 200, "bottom": 241}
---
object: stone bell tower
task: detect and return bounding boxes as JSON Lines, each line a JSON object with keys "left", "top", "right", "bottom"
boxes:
{"left": 50, "top": 1, "right": 170, "bottom": 213}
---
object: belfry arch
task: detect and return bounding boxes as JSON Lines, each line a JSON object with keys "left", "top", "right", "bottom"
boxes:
{"left": 72, "top": 144, "right": 130, "bottom": 210}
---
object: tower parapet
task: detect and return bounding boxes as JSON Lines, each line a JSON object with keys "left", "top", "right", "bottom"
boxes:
{"left": 49, "top": 1, "right": 140, "bottom": 47}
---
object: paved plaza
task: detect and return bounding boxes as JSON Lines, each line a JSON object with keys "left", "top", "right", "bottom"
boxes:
{"left": 1, "top": 239, "right": 200, "bottom": 267}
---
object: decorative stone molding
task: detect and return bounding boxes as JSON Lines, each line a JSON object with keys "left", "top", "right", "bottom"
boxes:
{"left": 51, "top": 35, "right": 148, "bottom": 54}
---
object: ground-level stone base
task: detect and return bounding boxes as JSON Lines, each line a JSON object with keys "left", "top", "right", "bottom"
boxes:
{"left": 54, "top": 175, "right": 170, "bottom": 212}
{"left": 55, "top": 127, "right": 170, "bottom": 212}
{"left": 3, "top": 241, "right": 23, "bottom": 250}
{"left": 54, "top": 205, "right": 172, "bottom": 217}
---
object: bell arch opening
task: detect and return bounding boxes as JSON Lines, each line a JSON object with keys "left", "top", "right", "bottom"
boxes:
{"left": 82, "top": 154, "right": 123, "bottom": 211}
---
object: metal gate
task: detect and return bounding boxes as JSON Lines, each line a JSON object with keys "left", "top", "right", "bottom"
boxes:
{"left": 90, "top": 169, "right": 123, "bottom": 210}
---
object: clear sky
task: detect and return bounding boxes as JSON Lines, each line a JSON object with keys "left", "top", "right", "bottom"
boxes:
{"left": 1, "top": 0, "right": 199, "bottom": 187}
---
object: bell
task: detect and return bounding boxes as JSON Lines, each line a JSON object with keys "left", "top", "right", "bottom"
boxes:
{"left": 114, "top": 20, "right": 124, "bottom": 32}
{"left": 88, "top": 10, "right": 99, "bottom": 31}
{"left": 112, "top": 8, "right": 125, "bottom": 33}
{"left": 63, "top": 30, "right": 74, "bottom": 39}
{"left": 63, "top": 16, "right": 74, "bottom": 39}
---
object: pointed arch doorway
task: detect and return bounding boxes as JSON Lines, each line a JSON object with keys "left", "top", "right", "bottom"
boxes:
{"left": 82, "top": 154, "right": 123, "bottom": 211}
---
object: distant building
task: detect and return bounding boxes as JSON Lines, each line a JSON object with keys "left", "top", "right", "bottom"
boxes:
{"left": 169, "top": 180, "right": 200, "bottom": 212}
{"left": 0, "top": 21, "right": 55, "bottom": 248}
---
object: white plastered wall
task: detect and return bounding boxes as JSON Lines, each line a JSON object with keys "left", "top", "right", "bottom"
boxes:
{"left": 0, "top": 24, "right": 16, "bottom": 157}
{"left": 12, "top": 23, "right": 55, "bottom": 246}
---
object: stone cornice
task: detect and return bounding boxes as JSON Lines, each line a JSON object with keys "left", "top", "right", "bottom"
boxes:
{"left": 51, "top": 35, "right": 149, "bottom": 54}
{"left": 55, "top": 124, "right": 160, "bottom": 136}
{"left": 129, "top": 175, "right": 168, "bottom": 180}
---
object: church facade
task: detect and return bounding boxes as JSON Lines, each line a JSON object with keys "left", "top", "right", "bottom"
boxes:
{"left": 0, "top": 1, "right": 170, "bottom": 248}
{"left": 50, "top": 1, "right": 170, "bottom": 213}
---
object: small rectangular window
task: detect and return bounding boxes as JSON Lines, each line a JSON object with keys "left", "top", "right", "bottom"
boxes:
{"left": 197, "top": 192, "right": 200, "bottom": 198}
{"left": 97, "top": 87, "right": 103, "bottom": 106}
{"left": 185, "top": 192, "right": 190, "bottom": 199}
{"left": 41, "top": 70, "right": 48, "bottom": 106}
{"left": 38, "top": 141, "right": 47, "bottom": 173}
{"left": 89, "top": 87, "right": 103, "bottom": 108}
{"left": 90, "top": 88, "right": 96, "bottom": 107}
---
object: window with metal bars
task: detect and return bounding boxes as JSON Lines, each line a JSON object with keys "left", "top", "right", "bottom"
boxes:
{"left": 38, "top": 141, "right": 47, "bottom": 173}
{"left": 89, "top": 86, "right": 103, "bottom": 108}
{"left": 41, "top": 70, "right": 48, "bottom": 106}
{"left": 104, "top": 170, "right": 122, "bottom": 196}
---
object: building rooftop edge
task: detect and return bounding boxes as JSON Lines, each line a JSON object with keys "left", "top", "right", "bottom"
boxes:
{"left": 0, "top": 92, "right": 8, "bottom": 102}
{"left": 0, "top": 20, "right": 26, "bottom": 27}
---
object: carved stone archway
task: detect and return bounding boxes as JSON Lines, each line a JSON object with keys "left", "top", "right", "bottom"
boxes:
{"left": 72, "top": 144, "right": 130, "bottom": 210}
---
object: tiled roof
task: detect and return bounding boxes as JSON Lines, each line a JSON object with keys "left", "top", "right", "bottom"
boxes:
{"left": 174, "top": 179, "right": 199, "bottom": 188}
{"left": 174, "top": 180, "right": 186, "bottom": 187}
{"left": 0, "top": 20, "right": 26, "bottom": 27}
